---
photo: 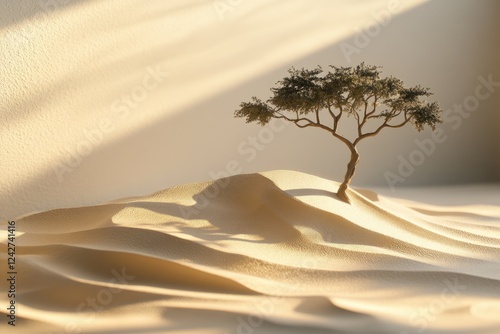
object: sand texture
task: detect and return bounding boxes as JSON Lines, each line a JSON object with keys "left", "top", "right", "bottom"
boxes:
{"left": 1, "top": 170, "right": 499, "bottom": 334}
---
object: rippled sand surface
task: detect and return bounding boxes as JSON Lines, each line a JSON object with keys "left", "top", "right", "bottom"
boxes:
{"left": 1, "top": 171, "right": 499, "bottom": 334}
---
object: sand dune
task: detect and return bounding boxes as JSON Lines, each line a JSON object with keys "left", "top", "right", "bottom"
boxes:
{"left": 1, "top": 170, "right": 499, "bottom": 334}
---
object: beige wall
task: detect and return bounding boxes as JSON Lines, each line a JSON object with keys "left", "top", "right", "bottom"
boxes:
{"left": 0, "top": 0, "right": 498, "bottom": 220}
{"left": 496, "top": 1, "right": 500, "bottom": 181}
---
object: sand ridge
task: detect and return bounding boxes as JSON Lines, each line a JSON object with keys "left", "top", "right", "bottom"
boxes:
{"left": 1, "top": 170, "right": 499, "bottom": 333}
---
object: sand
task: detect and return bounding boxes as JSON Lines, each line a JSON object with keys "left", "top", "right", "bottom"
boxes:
{"left": 1, "top": 170, "right": 499, "bottom": 334}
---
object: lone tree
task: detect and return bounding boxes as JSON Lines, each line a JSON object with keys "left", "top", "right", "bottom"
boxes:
{"left": 235, "top": 63, "right": 443, "bottom": 203}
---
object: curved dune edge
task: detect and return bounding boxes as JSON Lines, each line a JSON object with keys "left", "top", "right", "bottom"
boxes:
{"left": 1, "top": 170, "right": 499, "bottom": 334}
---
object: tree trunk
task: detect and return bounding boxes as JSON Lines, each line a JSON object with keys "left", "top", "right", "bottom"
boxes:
{"left": 337, "top": 146, "right": 359, "bottom": 203}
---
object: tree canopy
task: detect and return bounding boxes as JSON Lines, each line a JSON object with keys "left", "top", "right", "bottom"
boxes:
{"left": 235, "top": 63, "right": 443, "bottom": 202}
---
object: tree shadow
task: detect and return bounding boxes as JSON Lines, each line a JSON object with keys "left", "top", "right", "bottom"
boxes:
{"left": 122, "top": 173, "right": 420, "bottom": 253}
{"left": 353, "top": 188, "right": 380, "bottom": 202}
{"left": 285, "top": 188, "right": 339, "bottom": 198}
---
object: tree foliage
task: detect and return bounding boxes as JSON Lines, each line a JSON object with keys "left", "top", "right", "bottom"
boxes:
{"left": 235, "top": 63, "right": 443, "bottom": 202}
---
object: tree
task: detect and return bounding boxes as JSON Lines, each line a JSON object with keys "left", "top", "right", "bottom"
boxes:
{"left": 234, "top": 63, "right": 443, "bottom": 203}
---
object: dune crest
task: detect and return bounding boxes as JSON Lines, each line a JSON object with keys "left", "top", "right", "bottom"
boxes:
{"left": 1, "top": 170, "right": 499, "bottom": 334}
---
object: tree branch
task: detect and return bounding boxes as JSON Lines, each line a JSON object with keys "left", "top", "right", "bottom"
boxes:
{"left": 331, "top": 130, "right": 355, "bottom": 150}
{"left": 356, "top": 101, "right": 369, "bottom": 137}
{"left": 353, "top": 106, "right": 361, "bottom": 124}
{"left": 326, "top": 103, "right": 336, "bottom": 120}
{"left": 326, "top": 103, "right": 341, "bottom": 131}
{"left": 355, "top": 116, "right": 411, "bottom": 145}
{"left": 385, "top": 119, "right": 410, "bottom": 129}
{"left": 365, "top": 96, "right": 378, "bottom": 118}
{"left": 333, "top": 107, "right": 343, "bottom": 132}
{"left": 275, "top": 112, "right": 333, "bottom": 133}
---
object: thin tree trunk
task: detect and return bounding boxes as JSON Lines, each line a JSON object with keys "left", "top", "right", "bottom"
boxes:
{"left": 337, "top": 146, "right": 359, "bottom": 203}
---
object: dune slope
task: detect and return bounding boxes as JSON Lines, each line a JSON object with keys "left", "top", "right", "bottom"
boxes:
{"left": 1, "top": 170, "right": 499, "bottom": 334}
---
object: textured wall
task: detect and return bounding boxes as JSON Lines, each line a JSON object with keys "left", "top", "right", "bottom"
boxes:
{"left": 496, "top": 1, "right": 500, "bottom": 181}
{"left": 0, "top": 0, "right": 498, "bottom": 220}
